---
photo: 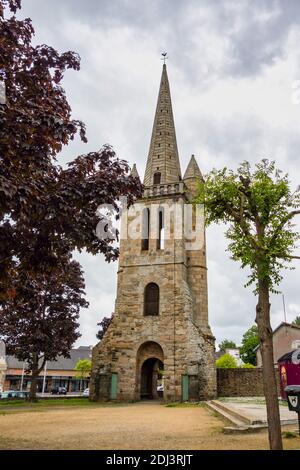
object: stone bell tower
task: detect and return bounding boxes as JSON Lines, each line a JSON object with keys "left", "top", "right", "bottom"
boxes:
{"left": 90, "top": 64, "right": 216, "bottom": 402}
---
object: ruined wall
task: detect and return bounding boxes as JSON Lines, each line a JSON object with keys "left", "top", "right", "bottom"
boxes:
{"left": 217, "top": 368, "right": 281, "bottom": 397}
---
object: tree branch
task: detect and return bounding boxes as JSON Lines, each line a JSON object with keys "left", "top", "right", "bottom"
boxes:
{"left": 288, "top": 209, "right": 300, "bottom": 219}
{"left": 37, "top": 356, "right": 46, "bottom": 375}
{"left": 238, "top": 176, "right": 260, "bottom": 224}
{"left": 277, "top": 254, "right": 300, "bottom": 260}
{"left": 271, "top": 209, "right": 300, "bottom": 244}
{"left": 224, "top": 202, "right": 259, "bottom": 250}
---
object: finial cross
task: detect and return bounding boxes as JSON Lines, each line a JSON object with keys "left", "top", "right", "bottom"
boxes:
{"left": 161, "top": 52, "right": 168, "bottom": 64}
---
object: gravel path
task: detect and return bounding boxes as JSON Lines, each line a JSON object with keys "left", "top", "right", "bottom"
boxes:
{"left": 0, "top": 402, "right": 299, "bottom": 450}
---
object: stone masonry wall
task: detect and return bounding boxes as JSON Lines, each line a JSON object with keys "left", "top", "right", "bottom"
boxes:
{"left": 217, "top": 368, "right": 281, "bottom": 397}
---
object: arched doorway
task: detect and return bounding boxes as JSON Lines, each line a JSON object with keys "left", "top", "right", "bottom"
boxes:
{"left": 140, "top": 358, "right": 164, "bottom": 399}
{"left": 136, "top": 341, "right": 164, "bottom": 400}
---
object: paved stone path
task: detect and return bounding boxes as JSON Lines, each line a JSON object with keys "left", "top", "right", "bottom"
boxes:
{"left": 221, "top": 400, "right": 298, "bottom": 425}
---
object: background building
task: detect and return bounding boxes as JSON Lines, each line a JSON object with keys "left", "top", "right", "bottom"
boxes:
{"left": 3, "top": 346, "right": 92, "bottom": 393}
{"left": 256, "top": 322, "right": 300, "bottom": 366}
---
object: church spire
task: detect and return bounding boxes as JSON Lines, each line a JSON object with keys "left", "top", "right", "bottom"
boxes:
{"left": 144, "top": 63, "right": 182, "bottom": 186}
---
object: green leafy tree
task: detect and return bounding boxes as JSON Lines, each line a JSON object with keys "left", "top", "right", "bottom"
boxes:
{"left": 216, "top": 353, "right": 237, "bottom": 368}
{"left": 292, "top": 316, "right": 300, "bottom": 326}
{"left": 197, "top": 159, "right": 300, "bottom": 450}
{"left": 75, "top": 359, "right": 92, "bottom": 392}
{"left": 218, "top": 339, "right": 237, "bottom": 352}
{"left": 240, "top": 325, "right": 259, "bottom": 365}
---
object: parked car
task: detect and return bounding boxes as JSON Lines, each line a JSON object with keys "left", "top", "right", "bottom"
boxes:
{"left": 0, "top": 391, "right": 13, "bottom": 399}
{"left": 83, "top": 388, "right": 89, "bottom": 397}
{"left": 13, "top": 391, "right": 29, "bottom": 399}
{"left": 51, "top": 387, "right": 67, "bottom": 395}
{"left": 0, "top": 390, "right": 29, "bottom": 399}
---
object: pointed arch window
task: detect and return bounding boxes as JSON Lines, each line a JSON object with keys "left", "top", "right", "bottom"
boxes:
{"left": 141, "top": 208, "right": 150, "bottom": 251}
{"left": 157, "top": 207, "right": 165, "bottom": 250}
{"left": 153, "top": 172, "right": 161, "bottom": 185}
{"left": 144, "top": 283, "right": 159, "bottom": 316}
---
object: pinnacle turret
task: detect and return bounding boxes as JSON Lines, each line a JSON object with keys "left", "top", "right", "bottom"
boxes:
{"left": 183, "top": 155, "right": 203, "bottom": 181}
{"left": 130, "top": 163, "right": 140, "bottom": 180}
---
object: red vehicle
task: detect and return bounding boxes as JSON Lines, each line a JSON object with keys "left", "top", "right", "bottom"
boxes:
{"left": 278, "top": 350, "right": 300, "bottom": 400}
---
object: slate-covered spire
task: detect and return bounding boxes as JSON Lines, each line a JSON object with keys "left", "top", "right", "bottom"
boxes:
{"left": 130, "top": 163, "right": 140, "bottom": 181}
{"left": 144, "top": 64, "right": 182, "bottom": 186}
{"left": 183, "top": 154, "right": 203, "bottom": 181}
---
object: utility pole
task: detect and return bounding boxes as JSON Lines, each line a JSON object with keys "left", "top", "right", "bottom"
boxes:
{"left": 20, "top": 362, "right": 25, "bottom": 391}
{"left": 42, "top": 361, "right": 47, "bottom": 395}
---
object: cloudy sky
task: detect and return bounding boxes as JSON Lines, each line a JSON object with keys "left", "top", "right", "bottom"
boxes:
{"left": 16, "top": 0, "right": 300, "bottom": 348}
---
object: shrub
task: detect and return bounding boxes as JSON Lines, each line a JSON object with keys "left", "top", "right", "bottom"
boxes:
{"left": 216, "top": 353, "right": 237, "bottom": 368}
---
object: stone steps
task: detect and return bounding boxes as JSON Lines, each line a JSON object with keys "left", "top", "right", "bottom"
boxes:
{"left": 206, "top": 400, "right": 268, "bottom": 434}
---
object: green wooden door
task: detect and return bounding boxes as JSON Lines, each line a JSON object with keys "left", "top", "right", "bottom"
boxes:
{"left": 110, "top": 373, "right": 118, "bottom": 400}
{"left": 182, "top": 375, "right": 189, "bottom": 402}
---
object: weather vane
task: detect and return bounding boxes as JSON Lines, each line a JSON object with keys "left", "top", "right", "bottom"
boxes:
{"left": 161, "top": 52, "right": 168, "bottom": 64}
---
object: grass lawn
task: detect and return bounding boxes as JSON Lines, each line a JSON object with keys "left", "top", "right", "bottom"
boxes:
{"left": 0, "top": 397, "right": 126, "bottom": 412}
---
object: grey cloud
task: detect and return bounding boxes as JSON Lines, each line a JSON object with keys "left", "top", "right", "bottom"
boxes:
{"left": 21, "top": 0, "right": 300, "bottom": 81}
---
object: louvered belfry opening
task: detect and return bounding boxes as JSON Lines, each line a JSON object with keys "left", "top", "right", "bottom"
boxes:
{"left": 144, "top": 283, "right": 159, "bottom": 316}
{"left": 153, "top": 172, "right": 161, "bottom": 185}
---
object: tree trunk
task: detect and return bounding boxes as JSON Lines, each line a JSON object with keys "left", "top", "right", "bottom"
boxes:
{"left": 29, "top": 366, "right": 39, "bottom": 402}
{"left": 256, "top": 279, "right": 283, "bottom": 450}
{"left": 29, "top": 355, "right": 45, "bottom": 402}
